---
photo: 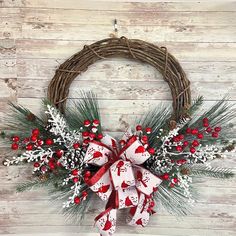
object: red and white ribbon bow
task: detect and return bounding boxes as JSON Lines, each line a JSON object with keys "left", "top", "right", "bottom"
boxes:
{"left": 84, "top": 131, "right": 162, "bottom": 236}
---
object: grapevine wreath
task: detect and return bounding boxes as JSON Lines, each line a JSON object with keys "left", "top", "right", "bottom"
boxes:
{"left": 2, "top": 37, "right": 236, "bottom": 235}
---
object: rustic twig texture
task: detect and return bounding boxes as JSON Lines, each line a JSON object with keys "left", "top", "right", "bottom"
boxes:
{"left": 47, "top": 37, "right": 191, "bottom": 120}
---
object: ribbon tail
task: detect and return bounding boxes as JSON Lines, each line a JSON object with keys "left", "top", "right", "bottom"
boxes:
{"left": 95, "top": 208, "right": 117, "bottom": 236}
{"left": 126, "top": 193, "right": 150, "bottom": 227}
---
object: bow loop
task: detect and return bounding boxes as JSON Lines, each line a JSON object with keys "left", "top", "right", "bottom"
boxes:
{"left": 119, "top": 136, "right": 150, "bottom": 165}
{"left": 110, "top": 160, "right": 135, "bottom": 190}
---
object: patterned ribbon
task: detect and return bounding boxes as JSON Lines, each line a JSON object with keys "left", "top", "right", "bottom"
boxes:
{"left": 84, "top": 132, "right": 162, "bottom": 236}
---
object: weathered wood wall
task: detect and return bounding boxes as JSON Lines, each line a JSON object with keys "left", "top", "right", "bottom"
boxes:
{"left": 0, "top": 1, "right": 236, "bottom": 236}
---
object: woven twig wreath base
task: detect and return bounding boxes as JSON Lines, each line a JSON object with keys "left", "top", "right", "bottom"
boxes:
{"left": 48, "top": 36, "right": 191, "bottom": 120}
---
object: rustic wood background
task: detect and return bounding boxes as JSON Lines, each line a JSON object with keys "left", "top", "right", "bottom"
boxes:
{"left": 0, "top": 0, "right": 236, "bottom": 236}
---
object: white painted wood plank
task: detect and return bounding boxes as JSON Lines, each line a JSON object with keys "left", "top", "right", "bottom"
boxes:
{"left": 2, "top": 0, "right": 236, "bottom": 12}
{"left": 22, "top": 9, "right": 236, "bottom": 26}
{"left": 21, "top": 23, "right": 236, "bottom": 43}
{"left": 16, "top": 78, "right": 236, "bottom": 100}
{"left": 16, "top": 40, "right": 236, "bottom": 61}
{"left": 15, "top": 59, "right": 236, "bottom": 81}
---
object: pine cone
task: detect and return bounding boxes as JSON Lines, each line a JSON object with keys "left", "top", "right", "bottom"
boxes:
{"left": 169, "top": 120, "right": 177, "bottom": 130}
{"left": 26, "top": 112, "right": 36, "bottom": 121}
{"left": 180, "top": 168, "right": 191, "bottom": 175}
{"left": 222, "top": 144, "right": 235, "bottom": 152}
{"left": 39, "top": 175, "right": 48, "bottom": 182}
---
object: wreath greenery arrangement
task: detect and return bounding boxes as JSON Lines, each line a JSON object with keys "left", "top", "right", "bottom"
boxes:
{"left": 1, "top": 37, "right": 235, "bottom": 235}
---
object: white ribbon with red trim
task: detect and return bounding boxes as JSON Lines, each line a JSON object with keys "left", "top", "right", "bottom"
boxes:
{"left": 84, "top": 132, "right": 162, "bottom": 236}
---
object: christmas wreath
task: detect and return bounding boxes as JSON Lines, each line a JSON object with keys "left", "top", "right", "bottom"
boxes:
{"left": 1, "top": 37, "right": 235, "bottom": 236}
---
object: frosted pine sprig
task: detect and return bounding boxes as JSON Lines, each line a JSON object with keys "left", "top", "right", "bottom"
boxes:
{"left": 4, "top": 147, "right": 54, "bottom": 166}
{"left": 45, "top": 105, "right": 81, "bottom": 147}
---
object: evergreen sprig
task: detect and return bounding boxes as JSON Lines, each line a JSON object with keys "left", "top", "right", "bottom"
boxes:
{"left": 138, "top": 104, "right": 172, "bottom": 146}
{"left": 154, "top": 185, "right": 195, "bottom": 216}
{"left": 187, "top": 96, "right": 204, "bottom": 115}
{"left": 65, "top": 91, "right": 101, "bottom": 132}
{"left": 188, "top": 165, "right": 234, "bottom": 179}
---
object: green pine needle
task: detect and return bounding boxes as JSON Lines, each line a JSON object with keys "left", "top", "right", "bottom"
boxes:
{"left": 188, "top": 165, "right": 234, "bottom": 179}
{"left": 138, "top": 104, "right": 172, "bottom": 146}
{"left": 154, "top": 185, "right": 194, "bottom": 216}
{"left": 65, "top": 91, "right": 101, "bottom": 132}
{"left": 188, "top": 96, "right": 204, "bottom": 115}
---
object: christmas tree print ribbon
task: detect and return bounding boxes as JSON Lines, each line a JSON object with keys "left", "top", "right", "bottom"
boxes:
{"left": 84, "top": 133, "right": 162, "bottom": 236}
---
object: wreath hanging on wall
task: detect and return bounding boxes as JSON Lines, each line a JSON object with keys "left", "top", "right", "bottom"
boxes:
{"left": 1, "top": 37, "right": 235, "bottom": 235}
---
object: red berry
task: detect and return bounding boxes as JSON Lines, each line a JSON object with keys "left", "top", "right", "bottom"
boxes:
{"left": 31, "top": 135, "right": 38, "bottom": 142}
{"left": 26, "top": 143, "right": 33, "bottom": 151}
{"left": 89, "top": 133, "right": 96, "bottom": 140}
{"left": 49, "top": 162, "right": 55, "bottom": 170}
{"left": 197, "top": 133, "right": 204, "bottom": 139}
{"left": 84, "top": 170, "right": 91, "bottom": 178}
{"left": 12, "top": 136, "right": 20, "bottom": 142}
{"left": 214, "top": 127, "right": 221, "bottom": 132}
{"left": 173, "top": 178, "right": 178, "bottom": 183}
{"left": 32, "top": 128, "right": 40, "bottom": 136}
{"left": 153, "top": 187, "right": 158, "bottom": 192}
{"left": 149, "top": 201, "right": 155, "bottom": 208}
{"left": 136, "top": 125, "right": 142, "bottom": 131}
{"left": 82, "top": 131, "right": 89, "bottom": 138}
{"left": 162, "top": 173, "right": 169, "bottom": 180}
{"left": 192, "top": 140, "right": 199, "bottom": 147}
{"left": 141, "top": 135, "right": 148, "bottom": 143}
{"left": 23, "top": 137, "right": 30, "bottom": 143}
{"left": 56, "top": 149, "right": 63, "bottom": 158}
{"left": 34, "top": 162, "right": 40, "bottom": 168}
{"left": 45, "top": 138, "right": 53, "bottom": 145}
{"left": 145, "top": 127, "right": 152, "bottom": 134}
{"left": 41, "top": 165, "right": 47, "bottom": 172}
{"left": 183, "top": 141, "right": 189, "bottom": 147}
{"left": 203, "top": 123, "right": 209, "bottom": 127}
{"left": 93, "top": 119, "right": 100, "bottom": 127}
{"left": 176, "top": 159, "right": 187, "bottom": 165}
{"left": 119, "top": 140, "right": 126, "bottom": 146}
{"left": 148, "top": 148, "right": 155, "bottom": 155}
{"left": 212, "top": 132, "right": 219, "bottom": 138}
{"left": 176, "top": 145, "right": 183, "bottom": 152}
{"left": 83, "top": 120, "right": 91, "bottom": 127}
{"left": 203, "top": 117, "right": 209, "bottom": 123}
{"left": 73, "top": 143, "right": 80, "bottom": 149}
{"left": 57, "top": 161, "right": 62, "bottom": 167}
{"left": 37, "top": 139, "right": 43, "bottom": 146}
{"left": 173, "top": 136, "right": 180, "bottom": 142}
{"left": 82, "top": 191, "right": 88, "bottom": 198}
{"left": 11, "top": 143, "right": 19, "bottom": 150}
{"left": 190, "top": 147, "right": 196, "bottom": 154}
{"left": 206, "top": 127, "right": 212, "bottom": 133}
{"left": 72, "top": 169, "right": 79, "bottom": 176}
{"left": 83, "top": 139, "right": 90, "bottom": 145}
{"left": 191, "top": 129, "right": 198, "bottom": 135}
{"left": 186, "top": 128, "right": 191, "bottom": 134}
{"left": 74, "top": 196, "right": 80, "bottom": 204}
{"left": 178, "top": 134, "right": 184, "bottom": 140}
{"left": 170, "top": 183, "right": 175, "bottom": 188}
{"left": 97, "top": 133, "right": 103, "bottom": 139}
{"left": 73, "top": 177, "right": 79, "bottom": 183}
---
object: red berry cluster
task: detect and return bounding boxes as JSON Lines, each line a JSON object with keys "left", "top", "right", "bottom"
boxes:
{"left": 81, "top": 119, "right": 103, "bottom": 146}
{"left": 33, "top": 149, "right": 64, "bottom": 172}
{"left": 160, "top": 173, "right": 178, "bottom": 188}
{"left": 72, "top": 169, "right": 90, "bottom": 205}
{"left": 11, "top": 129, "right": 55, "bottom": 151}
{"left": 132, "top": 125, "right": 155, "bottom": 155}
{"left": 173, "top": 117, "right": 221, "bottom": 155}
{"left": 202, "top": 117, "right": 221, "bottom": 138}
